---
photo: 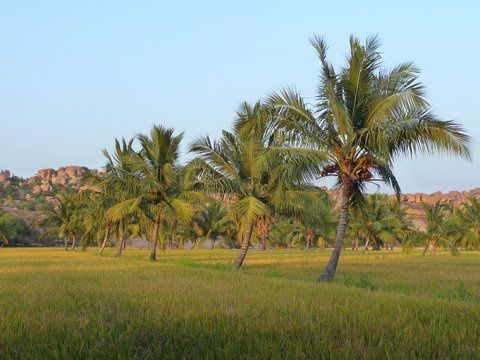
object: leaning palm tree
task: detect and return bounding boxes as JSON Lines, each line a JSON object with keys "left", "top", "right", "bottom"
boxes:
{"left": 269, "top": 35, "right": 470, "bottom": 281}
{"left": 190, "top": 101, "right": 321, "bottom": 269}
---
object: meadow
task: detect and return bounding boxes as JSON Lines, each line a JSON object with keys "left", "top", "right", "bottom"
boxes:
{"left": 1, "top": 248, "right": 479, "bottom": 359}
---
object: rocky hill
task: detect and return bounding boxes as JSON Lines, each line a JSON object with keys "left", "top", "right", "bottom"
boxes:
{"left": 28, "top": 166, "right": 101, "bottom": 193}
{"left": 0, "top": 166, "right": 101, "bottom": 245}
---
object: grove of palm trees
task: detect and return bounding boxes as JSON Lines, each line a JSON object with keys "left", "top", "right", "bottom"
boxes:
{"left": 32, "top": 36, "right": 472, "bottom": 276}
{"left": 1, "top": 34, "right": 478, "bottom": 359}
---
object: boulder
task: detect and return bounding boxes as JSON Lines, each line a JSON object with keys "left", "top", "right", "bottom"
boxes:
{"left": 37, "top": 168, "right": 56, "bottom": 181}
{"left": 36, "top": 166, "right": 92, "bottom": 187}
{"left": 0, "top": 170, "right": 11, "bottom": 185}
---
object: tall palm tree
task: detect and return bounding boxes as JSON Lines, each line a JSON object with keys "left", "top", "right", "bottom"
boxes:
{"left": 190, "top": 101, "right": 321, "bottom": 269}
{"left": 269, "top": 35, "right": 470, "bottom": 281}
{"left": 109, "top": 126, "right": 198, "bottom": 261}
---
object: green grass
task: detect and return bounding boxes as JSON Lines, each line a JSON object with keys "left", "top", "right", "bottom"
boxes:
{"left": 0, "top": 248, "right": 479, "bottom": 359}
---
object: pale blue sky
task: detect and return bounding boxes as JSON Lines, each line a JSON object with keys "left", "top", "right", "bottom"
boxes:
{"left": 0, "top": 1, "right": 479, "bottom": 193}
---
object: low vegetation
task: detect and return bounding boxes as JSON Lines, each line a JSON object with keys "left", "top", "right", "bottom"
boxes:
{"left": 0, "top": 248, "right": 478, "bottom": 358}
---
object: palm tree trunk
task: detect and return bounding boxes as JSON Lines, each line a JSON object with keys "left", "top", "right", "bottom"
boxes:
{"left": 190, "top": 239, "right": 197, "bottom": 250}
{"left": 258, "top": 218, "right": 268, "bottom": 251}
{"left": 210, "top": 237, "right": 216, "bottom": 250}
{"left": 318, "top": 237, "right": 325, "bottom": 250}
{"left": 363, "top": 238, "right": 370, "bottom": 252}
{"left": 260, "top": 235, "right": 266, "bottom": 251}
{"left": 422, "top": 240, "right": 430, "bottom": 255}
{"left": 317, "top": 185, "right": 352, "bottom": 282}
{"left": 115, "top": 235, "right": 124, "bottom": 257}
{"left": 71, "top": 233, "right": 76, "bottom": 250}
{"left": 305, "top": 229, "right": 313, "bottom": 251}
{"left": 98, "top": 224, "right": 111, "bottom": 254}
{"left": 64, "top": 237, "right": 68, "bottom": 251}
{"left": 150, "top": 213, "right": 161, "bottom": 261}
{"left": 233, "top": 221, "right": 254, "bottom": 269}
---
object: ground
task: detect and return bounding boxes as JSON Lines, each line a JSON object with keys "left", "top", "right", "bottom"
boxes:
{"left": 0, "top": 248, "right": 479, "bottom": 359}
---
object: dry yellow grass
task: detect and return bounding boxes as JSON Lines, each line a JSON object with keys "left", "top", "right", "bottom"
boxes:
{"left": 0, "top": 247, "right": 479, "bottom": 358}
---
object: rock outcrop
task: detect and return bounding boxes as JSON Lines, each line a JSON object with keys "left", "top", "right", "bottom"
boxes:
{"left": 33, "top": 166, "right": 92, "bottom": 186}
{"left": 22, "top": 166, "right": 98, "bottom": 194}
{"left": 32, "top": 182, "right": 53, "bottom": 194}
{"left": 0, "top": 170, "right": 11, "bottom": 186}
{"left": 393, "top": 188, "right": 480, "bottom": 207}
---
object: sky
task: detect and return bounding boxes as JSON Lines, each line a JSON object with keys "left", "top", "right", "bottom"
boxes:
{"left": 0, "top": 0, "right": 479, "bottom": 193}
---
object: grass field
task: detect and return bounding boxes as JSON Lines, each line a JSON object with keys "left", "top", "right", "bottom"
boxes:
{"left": 1, "top": 248, "right": 479, "bottom": 359}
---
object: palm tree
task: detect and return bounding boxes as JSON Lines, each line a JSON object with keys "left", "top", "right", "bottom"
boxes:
{"left": 296, "top": 192, "right": 337, "bottom": 250}
{"left": 193, "top": 201, "right": 233, "bottom": 249}
{"left": 455, "top": 197, "right": 480, "bottom": 250}
{"left": 269, "top": 35, "right": 470, "bottom": 281}
{"left": 43, "top": 190, "right": 83, "bottom": 250}
{"left": 0, "top": 211, "right": 34, "bottom": 247}
{"left": 386, "top": 198, "right": 413, "bottom": 250}
{"left": 85, "top": 138, "right": 138, "bottom": 256}
{"left": 109, "top": 126, "right": 198, "bottom": 261}
{"left": 191, "top": 101, "right": 321, "bottom": 268}
{"left": 80, "top": 176, "right": 113, "bottom": 253}
{"left": 268, "top": 218, "right": 298, "bottom": 248}
{"left": 349, "top": 194, "right": 401, "bottom": 251}
{"left": 0, "top": 213, "right": 14, "bottom": 247}
{"left": 421, "top": 202, "right": 459, "bottom": 255}
{"left": 111, "top": 218, "right": 131, "bottom": 257}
